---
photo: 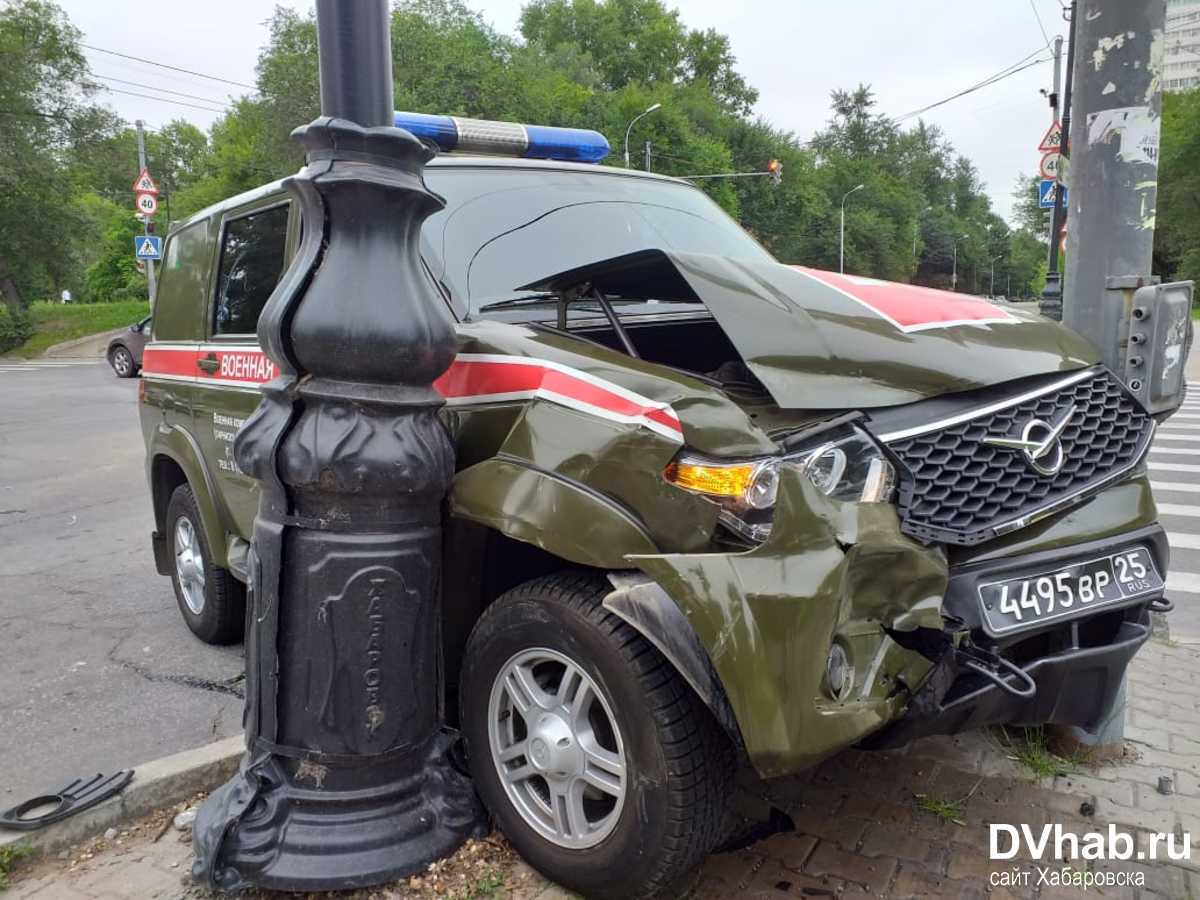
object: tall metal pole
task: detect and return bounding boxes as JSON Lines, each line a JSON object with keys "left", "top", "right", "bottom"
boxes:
{"left": 839, "top": 183, "right": 863, "bottom": 274}
{"left": 1049, "top": 0, "right": 1168, "bottom": 761}
{"left": 644, "top": 139, "right": 651, "bottom": 171}
{"left": 1061, "top": 0, "right": 1166, "bottom": 373}
{"left": 134, "top": 120, "right": 157, "bottom": 304}
{"left": 192, "top": 0, "right": 485, "bottom": 890}
{"left": 1040, "top": 4, "right": 1077, "bottom": 321}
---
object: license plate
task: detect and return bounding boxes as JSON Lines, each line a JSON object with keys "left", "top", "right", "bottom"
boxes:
{"left": 978, "top": 546, "right": 1163, "bottom": 635}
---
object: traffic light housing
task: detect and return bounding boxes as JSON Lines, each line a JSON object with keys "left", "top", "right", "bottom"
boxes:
{"left": 768, "top": 159, "right": 782, "bottom": 185}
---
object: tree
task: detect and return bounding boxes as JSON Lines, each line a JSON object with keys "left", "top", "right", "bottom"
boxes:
{"left": 0, "top": 0, "right": 102, "bottom": 308}
{"left": 1154, "top": 88, "right": 1200, "bottom": 284}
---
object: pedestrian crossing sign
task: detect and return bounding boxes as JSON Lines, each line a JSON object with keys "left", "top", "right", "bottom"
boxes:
{"left": 134, "top": 235, "right": 162, "bottom": 260}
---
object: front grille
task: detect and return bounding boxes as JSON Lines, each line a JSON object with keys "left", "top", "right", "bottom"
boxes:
{"left": 886, "top": 371, "right": 1152, "bottom": 546}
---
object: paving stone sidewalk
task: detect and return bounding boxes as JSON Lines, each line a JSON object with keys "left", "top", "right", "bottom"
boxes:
{"left": 7, "top": 634, "right": 1200, "bottom": 900}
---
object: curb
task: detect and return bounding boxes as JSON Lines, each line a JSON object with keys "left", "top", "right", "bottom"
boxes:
{"left": 41, "top": 328, "right": 124, "bottom": 359}
{"left": 0, "top": 736, "right": 242, "bottom": 858}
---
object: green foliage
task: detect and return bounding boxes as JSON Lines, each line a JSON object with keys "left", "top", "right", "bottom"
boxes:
{"left": 82, "top": 198, "right": 149, "bottom": 303}
{"left": 7, "top": 298, "right": 149, "bottom": 357}
{"left": 1155, "top": 88, "right": 1200, "bottom": 284}
{"left": 0, "top": 305, "right": 34, "bottom": 354}
{"left": 0, "top": 839, "right": 34, "bottom": 887}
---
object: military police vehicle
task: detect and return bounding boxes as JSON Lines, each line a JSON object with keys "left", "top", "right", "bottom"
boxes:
{"left": 140, "top": 113, "right": 1185, "bottom": 898}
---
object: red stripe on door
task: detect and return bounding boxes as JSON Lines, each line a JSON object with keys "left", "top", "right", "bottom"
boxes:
{"left": 143, "top": 347, "right": 682, "bottom": 440}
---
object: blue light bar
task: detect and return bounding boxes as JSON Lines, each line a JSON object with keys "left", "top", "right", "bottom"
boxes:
{"left": 394, "top": 112, "right": 610, "bottom": 164}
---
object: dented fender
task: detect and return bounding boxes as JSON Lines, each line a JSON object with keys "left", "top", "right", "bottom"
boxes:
{"left": 450, "top": 456, "right": 659, "bottom": 568}
{"left": 630, "top": 468, "right": 948, "bottom": 778}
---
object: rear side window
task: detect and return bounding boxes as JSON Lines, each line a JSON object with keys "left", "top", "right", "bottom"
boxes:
{"left": 153, "top": 219, "right": 212, "bottom": 342}
{"left": 213, "top": 204, "right": 288, "bottom": 337}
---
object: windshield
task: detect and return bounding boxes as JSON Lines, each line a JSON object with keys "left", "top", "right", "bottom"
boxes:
{"left": 421, "top": 166, "right": 774, "bottom": 319}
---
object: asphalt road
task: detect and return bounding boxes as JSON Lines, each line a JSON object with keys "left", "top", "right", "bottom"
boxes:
{"left": 0, "top": 359, "right": 243, "bottom": 804}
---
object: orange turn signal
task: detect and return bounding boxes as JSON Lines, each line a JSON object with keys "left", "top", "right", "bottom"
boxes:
{"left": 663, "top": 459, "right": 758, "bottom": 499}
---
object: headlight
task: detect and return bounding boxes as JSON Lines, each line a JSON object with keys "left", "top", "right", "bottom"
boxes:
{"left": 663, "top": 456, "right": 779, "bottom": 542}
{"left": 664, "top": 425, "right": 895, "bottom": 543}
{"left": 792, "top": 426, "right": 896, "bottom": 504}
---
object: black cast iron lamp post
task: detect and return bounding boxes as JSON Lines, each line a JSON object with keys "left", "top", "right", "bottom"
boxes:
{"left": 191, "top": 0, "right": 486, "bottom": 889}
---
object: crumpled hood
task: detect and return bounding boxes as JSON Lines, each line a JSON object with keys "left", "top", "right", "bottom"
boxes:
{"left": 525, "top": 249, "right": 1101, "bottom": 410}
{"left": 665, "top": 252, "right": 1100, "bottom": 409}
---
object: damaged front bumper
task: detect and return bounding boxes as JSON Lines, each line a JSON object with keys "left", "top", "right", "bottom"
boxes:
{"left": 622, "top": 470, "right": 1165, "bottom": 779}
{"left": 864, "top": 524, "right": 1168, "bottom": 749}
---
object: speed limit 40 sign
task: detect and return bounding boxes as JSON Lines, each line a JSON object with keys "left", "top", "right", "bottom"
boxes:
{"left": 135, "top": 192, "right": 158, "bottom": 216}
{"left": 1039, "top": 152, "right": 1060, "bottom": 180}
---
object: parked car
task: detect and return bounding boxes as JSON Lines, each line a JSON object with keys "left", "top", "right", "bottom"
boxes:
{"left": 107, "top": 316, "right": 149, "bottom": 377}
{"left": 137, "top": 115, "right": 1179, "bottom": 900}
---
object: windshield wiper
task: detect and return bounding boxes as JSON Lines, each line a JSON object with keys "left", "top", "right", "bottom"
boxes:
{"left": 476, "top": 292, "right": 562, "bottom": 313}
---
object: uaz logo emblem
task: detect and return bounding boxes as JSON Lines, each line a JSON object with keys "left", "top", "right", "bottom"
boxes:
{"left": 982, "top": 405, "right": 1077, "bottom": 476}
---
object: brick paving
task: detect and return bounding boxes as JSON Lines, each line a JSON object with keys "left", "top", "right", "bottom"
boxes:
{"left": 6, "top": 633, "right": 1199, "bottom": 899}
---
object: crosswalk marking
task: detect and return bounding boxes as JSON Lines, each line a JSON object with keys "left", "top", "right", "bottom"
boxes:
{"left": 1151, "top": 462, "right": 1200, "bottom": 473}
{"left": 1173, "top": 415, "right": 1200, "bottom": 421}
{"left": 1156, "top": 433, "right": 1199, "bottom": 442}
{"left": 1168, "top": 532, "right": 1200, "bottom": 550}
{"left": 1153, "top": 481, "right": 1200, "bottom": 494}
{"left": 1169, "top": 571, "right": 1200, "bottom": 596}
{"left": 1159, "top": 425, "right": 1200, "bottom": 432}
{"left": 1150, "top": 447, "right": 1198, "bottom": 457}
{"left": 0, "top": 360, "right": 98, "bottom": 374}
{"left": 1159, "top": 503, "right": 1200, "bottom": 519}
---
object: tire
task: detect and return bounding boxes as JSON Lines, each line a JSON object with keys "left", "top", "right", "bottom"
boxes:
{"left": 109, "top": 345, "right": 137, "bottom": 378}
{"left": 460, "top": 572, "right": 733, "bottom": 900}
{"left": 165, "top": 484, "right": 244, "bottom": 645}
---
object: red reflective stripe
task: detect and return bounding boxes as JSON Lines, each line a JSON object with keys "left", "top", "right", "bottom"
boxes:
{"left": 795, "top": 267, "right": 1015, "bottom": 329}
{"left": 141, "top": 346, "right": 198, "bottom": 377}
{"left": 144, "top": 347, "right": 682, "bottom": 438}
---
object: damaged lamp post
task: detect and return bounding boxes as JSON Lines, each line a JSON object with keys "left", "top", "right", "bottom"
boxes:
{"left": 191, "top": 0, "right": 486, "bottom": 889}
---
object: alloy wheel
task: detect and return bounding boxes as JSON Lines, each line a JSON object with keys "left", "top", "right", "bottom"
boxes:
{"left": 487, "top": 647, "right": 627, "bottom": 849}
{"left": 174, "top": 516, "right": 206, "bottom": 615}
{"left": 112, "top": 348, "right": 132, "bottom": 376}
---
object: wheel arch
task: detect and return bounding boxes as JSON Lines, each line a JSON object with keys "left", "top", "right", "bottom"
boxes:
{"left": 148, "top": 434, "right": 229, "bottom": 574}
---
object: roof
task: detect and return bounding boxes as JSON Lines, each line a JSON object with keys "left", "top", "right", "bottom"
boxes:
{"left": 170, "top": 155, "right": 686, "bottom": 234}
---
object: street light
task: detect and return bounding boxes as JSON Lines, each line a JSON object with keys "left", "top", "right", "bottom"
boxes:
{"left": 952, "top": 234, "right": 968, "bottom": 291}
{"left": 624, "top": 103, "right": 661, "bottom": 167}
{"left": 990, "top": 253, "right": 1004, "bottom": 297}
{"left": 913, "top": 205, "right": 932, "bottom": 259}
{"left": 840, "top": 183, "right": 865, "bottom": 274}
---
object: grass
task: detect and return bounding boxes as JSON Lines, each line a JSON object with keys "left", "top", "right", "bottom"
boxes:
{"left": 999, "top": 726, "right": 1088, "bottom": 779}
{"left": 913, "top": 777, "right": 981, "bottom": 827}
{"left": 446, "top": 868, "right": 508, "bottom": 899}
{"left": 5, "top": 300, "right": 150, "bottom": 358}
{"left": 0, "top": 841, "right": 33, "bottom": 889}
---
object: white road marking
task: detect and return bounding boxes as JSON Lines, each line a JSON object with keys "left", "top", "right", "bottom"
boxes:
{"left": 1153, "top": 481, "right": 1200, "bottom": 494}
{"left": 1173, "top": 414, "right": 1200, "bottom": 421}
{"left": 1168, "top": 533, "right": 1200, "bottom": 551}
{"left": 1168, "top": 570, "right": 1200, "bottom": 595}
{"left": 1151, "top": 462, "right": 1200, "bottom": 473}
{"left": 1155, "top": 433, "right": 1199, "bottom": 442}
{"left": 1149, "top": 447, "right": 1199, "bottom": 457}
{"left": 1158, "top": 503, "right": 1200, "bottom": 519}
{"left": 1159, "top": 424, "right": 1200, "bottom": 432}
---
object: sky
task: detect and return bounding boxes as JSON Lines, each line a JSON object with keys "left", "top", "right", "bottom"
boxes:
{"left": 60, "top": 0, "right": 1071, "bottom": 222}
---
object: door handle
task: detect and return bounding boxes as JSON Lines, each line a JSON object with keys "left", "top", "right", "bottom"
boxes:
{"left": 197, "top": 354, "right": 219, "bottom": 374}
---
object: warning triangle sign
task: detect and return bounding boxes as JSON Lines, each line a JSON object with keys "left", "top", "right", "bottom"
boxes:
{"left": 139, "top": 238, "right": 155, "bottom": 255}
{"left": 1037, "top": 121, "right": 1063, "bottom": 153}
{"left": 132, "top": 168, "right": 159, "bottom": 195}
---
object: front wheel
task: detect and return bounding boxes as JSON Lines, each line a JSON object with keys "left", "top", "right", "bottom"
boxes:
{"left": 460, "top": 572, "right": 733, "bottom": 900}
{"left": 109, "top": 345, "right": 136, "bottom": 378}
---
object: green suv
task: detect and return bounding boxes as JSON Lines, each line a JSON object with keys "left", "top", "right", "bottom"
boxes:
{"left": 140, "top": 126, "right": 1174, "bottom": 897}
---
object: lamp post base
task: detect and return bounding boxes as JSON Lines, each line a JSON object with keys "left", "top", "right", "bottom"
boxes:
{"left": 193, "top": 732, "right": 484, "bottom": 892}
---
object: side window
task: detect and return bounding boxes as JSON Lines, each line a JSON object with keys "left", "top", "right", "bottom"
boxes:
{"left": 213, "top": 204, "right": 289, "bottom": 337}
{"left": 153, "top": 218, "right": 212, "bottom": 342}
